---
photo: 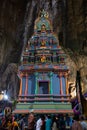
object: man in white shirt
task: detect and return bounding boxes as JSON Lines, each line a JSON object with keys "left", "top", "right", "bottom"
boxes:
{"left": 36, "top": 117, "right": 42, "bottom": 130}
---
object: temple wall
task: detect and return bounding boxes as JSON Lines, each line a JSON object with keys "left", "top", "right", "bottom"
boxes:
{"left": 21, "top": 73, "right": 66, "bottom": 95}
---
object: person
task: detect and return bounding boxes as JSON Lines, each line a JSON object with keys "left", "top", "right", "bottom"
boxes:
{"left": 71, "top": 115, "right": 82, "bottom": 130}
{"left": 45, "top": 115, "right": 52, "bottom": 130}
{"left": 7, "top": 120, "right": 12, "bottom": 130}
{"left": 19, "top": 116, "right": 25, "bottom": 130}
{"left": 0, "top": 117, "right": 2, "bottom": 128}
{"left": 28, "top": 113, "right": 35, "bottom": 130}
{"left": 52, "top": 116, "right": 58, "bottom": 130}
{"left": 65, "top": 115, "right": 73, "bottom": 129}
{"left": 12, "top": 118, "right": 19, "bottom": 130}
{"left": 59, "top": 116, "right": 66, "bottom": 130}
{"left": 40, "top": 115, "right": 45, "bottom": 130}
{"left": 80, "top": 115, "right": 87, "bottom": 130}
{"left": 36, "top": 115, "right": 42, "bottom": 130}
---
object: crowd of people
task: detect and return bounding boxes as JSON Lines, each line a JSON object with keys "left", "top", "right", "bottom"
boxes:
{"left": 0, "top": 112, "right": 87, "bottom": 130}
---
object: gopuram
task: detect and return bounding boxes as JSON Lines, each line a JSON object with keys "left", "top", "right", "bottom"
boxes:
{"left": 13, "top": 10, "right": 73, "bottom": 114}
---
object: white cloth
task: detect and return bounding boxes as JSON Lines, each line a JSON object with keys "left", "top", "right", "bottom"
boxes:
{"left": 80, "top": 121, "right": 87, "bottom": 130}
{"left": 36, "top": 118, "right": 42, "bottom": 130}
{"left": 52, "top": 122, "right": 58, "bottom": 130}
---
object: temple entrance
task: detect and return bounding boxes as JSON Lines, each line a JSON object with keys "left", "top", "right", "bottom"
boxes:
{"left": 39, "top": 81, "right": 49, "bottom": 94}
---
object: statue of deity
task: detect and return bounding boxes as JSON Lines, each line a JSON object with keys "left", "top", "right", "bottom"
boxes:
{"left": 41, "top": 55, "right": 46, "bottom": 63}
{"left": 41, "top": 24, "right": 46, "bottom": 32}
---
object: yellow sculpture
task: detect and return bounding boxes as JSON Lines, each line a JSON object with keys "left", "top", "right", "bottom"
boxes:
{"left": 41, "top": 55, "right": 46, "bottom": 63}
{"left": 41, "top": 40, "right": 46, "bottom": 46}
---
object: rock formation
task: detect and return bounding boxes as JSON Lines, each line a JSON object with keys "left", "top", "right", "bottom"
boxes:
{"left": 0, "top": 0, "right": 87, "bottom": 99}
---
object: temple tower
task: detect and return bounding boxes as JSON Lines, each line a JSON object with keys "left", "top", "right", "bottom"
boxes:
{"left": 14, "top": 10, "right": 73, "bottom": 114}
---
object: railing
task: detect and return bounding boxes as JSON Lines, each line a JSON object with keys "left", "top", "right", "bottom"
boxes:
{"left": 18, "top": 94, "right": 71, "bottom": 102}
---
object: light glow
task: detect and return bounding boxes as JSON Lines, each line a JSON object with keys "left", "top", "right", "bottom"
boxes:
{"left": 4, "top": 94, "right": 8, "bottom": 100}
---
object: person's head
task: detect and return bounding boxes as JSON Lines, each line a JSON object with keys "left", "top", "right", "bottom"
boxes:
{"left": 47, "top": 115, "right": 51, "bottom": 119}
{"left": 80, "top": 115, "right": 85, "bottom": 121}
{"left": 73, "top": 115, "right": 79, "bottom": 121}
{"left": 41, "top": 115, "right": 45, "bottom": 120}
{"left": 28, "top": 113, "right": 34, "bottom": 120}
{"left": 52, "top": 116, "right": 56, "bottom": 122}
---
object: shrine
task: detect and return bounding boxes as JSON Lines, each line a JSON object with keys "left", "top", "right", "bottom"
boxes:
{"left": 13, "top": 10, "right": 73, "bottom": 114}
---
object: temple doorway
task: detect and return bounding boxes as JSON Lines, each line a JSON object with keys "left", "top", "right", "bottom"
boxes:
{"left": 39, "top": 81, "right": 49, "bottom": 94}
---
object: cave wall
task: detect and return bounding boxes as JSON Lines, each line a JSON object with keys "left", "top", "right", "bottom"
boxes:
{"left": 0, "top": 0, "right": 87, "bottom": 99}
{"left": 66, "top": 0, "right": 87, "bottom": 51}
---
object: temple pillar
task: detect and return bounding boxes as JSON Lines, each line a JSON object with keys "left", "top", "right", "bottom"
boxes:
{"left": 65, "top": 73, "right": 68, "bottom": 95}
{"left": 59, "top": 73, "right": 63, "bottom": 95}
{"left": 49, "top": 72, "right": 53, "bottom": 94}
{"left": 35, "top": 72, "right": 38, "bottom": 94}
{"left": 19, "top": 73, "right": 23, "bottom": 98}
{"left": 25, "top": 73, "right": 28, "bottom": 96}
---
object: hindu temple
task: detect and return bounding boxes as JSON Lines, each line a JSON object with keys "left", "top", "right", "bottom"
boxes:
{"left": 13, "top": 10, "right": 73, "bottom": 114}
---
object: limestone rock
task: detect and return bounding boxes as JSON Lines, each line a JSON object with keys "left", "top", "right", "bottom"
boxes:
{"left": 0, "top": 0, "right": 87, "bottom": 99}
